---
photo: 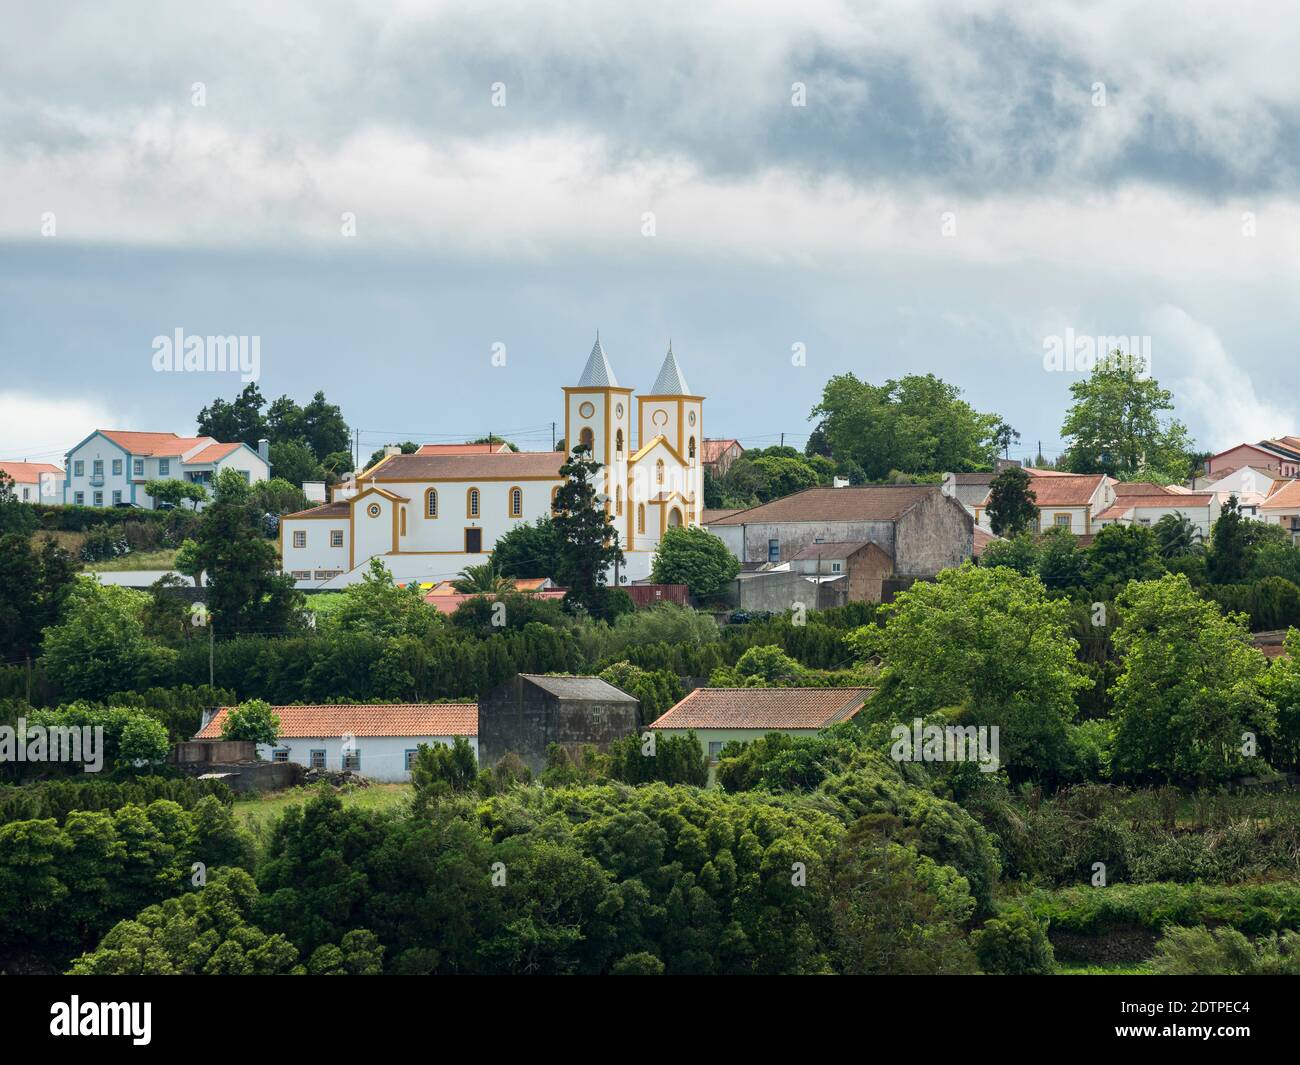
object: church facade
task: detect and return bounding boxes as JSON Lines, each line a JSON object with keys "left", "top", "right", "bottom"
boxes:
{"left": 279, "top": 336, "right": 704, "bottom": 587}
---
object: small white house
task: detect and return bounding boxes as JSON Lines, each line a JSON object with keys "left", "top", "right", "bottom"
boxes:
{"left": 0, "top": 461, "right": 64, "bottom": 503}
{"left": 1093, "top": 492, "right": 1215, "bottom": 537}
{"left": 196, "top": 702, "right": 478, "bottom": 782}
{"left": 63, "top": 430, "right": 269, "bottom": 509}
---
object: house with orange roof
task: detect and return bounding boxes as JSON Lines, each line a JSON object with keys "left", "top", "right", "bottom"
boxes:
{"left": 647, "top": 686, "right": 873, "bottom": 769}
{"left": 62, "top": 429, "right": 269, "bottom": 509}
{"left": 1093, "top": 492, "right": 1216, "bottom": 536}
{"left": 195, "top": 702, "right": 478, "bottom": 781}
{"left": 0, "top": 460, "right": 64, "bottom": 503}
{"left": 1259, "top": 480, "right": 1300, "bottom": 544}
{"left": 972, "top": 472, "right": 1115, "bottom": 535}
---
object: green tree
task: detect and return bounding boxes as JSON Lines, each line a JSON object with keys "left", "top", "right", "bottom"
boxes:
{"left": 315, "top": 557, "right": 440, "bottom": 640}
{"left": 250, "top": 477, "right": 309, "bottom": 516}
{"left": 0, "top": 532, "right": 76, "bottom": 665}
{"left": 1109, "top": 573, "right": 1274, "bottom": 785}
{"left": 748, "top": 455, "right": 820, "bottom": 501}
{"left": 1207, "top": 496, "right": 1251, "bottom": 583}
{"left": 367, "top": 441, "right": 418, "bottom": 469}
{"left": 492, "top": 517, "right": 562, "bottom": 580}
{"left": 143, "top": 479, "right": 207, "bottom": 510}
{"left": 1085, "top": 523, "right": 1164, "bottom": 592}
{"left": 650, "top": 525, "right": 739, "bottom": 597}
{"left": 452, "top": 562, "right": 515, "bottom": 595}
{"left": 1153, "top": 511, "right": 1203, "bottom": 559}
{"left": 42, "top": 580, "right": 176, "bottom": 700}
{"left": 268, "top": 439, "right": 324, "bottom": 486}
{"left": 1059, "top": 350, "right": 1193, "bottom": 480}
{"left": 410, "top": 737, "right": 479, "bottom": 801}
{"left": 192, "top": 468, "right": 304, "bottom": 635}
{"left": 1036, "top": 527, "right": 1086, "bottom": 590}
{"left": 971, "top": 907, "right": 1055, "bottom": 974}
{"left": 0, "top": 471, "right": 39, "bottom": 536}
{"left": 978, "top": 532, "right": 1039, "bottom": 575}
{"left": 984, "top": 466, "right": 1038, "bottom": 536}
{"left": 220, "top": 699, "right": 281, "bottom": 746}
{"left": 197, "top": 382, "right": 268, "bottom": 448}
{"left": 551, "top": 444, "right": 624, "bottom": 615}
{"left": 811, "top": 372, "right": 1003, "bottom": 479}
{"left": 852, "top": 563, "right": 1090, "bottom": 782}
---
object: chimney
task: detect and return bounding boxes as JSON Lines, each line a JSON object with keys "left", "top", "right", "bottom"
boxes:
{"left": 257, "top": 438, "right": 270, "bottom": 463}
{"left": 383, "top": 446, "right": 400, "bottom": 457}
{"left": 832, "top": 476, "right": 850, "bottom": 488}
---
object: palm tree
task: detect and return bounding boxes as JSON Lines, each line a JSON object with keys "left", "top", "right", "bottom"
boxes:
{"left": 1153, "top": 512, "right": 1203, "bottom": 559}
{"left": 452, "top": 562, "right": 516, "bottom": 595}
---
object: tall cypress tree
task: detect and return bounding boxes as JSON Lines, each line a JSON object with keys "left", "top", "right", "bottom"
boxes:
{"left": 551, "top": 443, "right": 625, "bottom": 615}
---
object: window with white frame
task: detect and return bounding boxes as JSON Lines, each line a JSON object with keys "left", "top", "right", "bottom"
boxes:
{"left": 708, "top": 741, "right": 724, "bottom": 762}
{"left": 309, "top": 749, "right": 326, "bottom": 769}
{"left": 293, "top": 530, "right": 306, "bottom": 548}
{"left": 330, "top": 530, "right": 343, "bottom": 547}
{"left": 342, "top": 748, "right": 361, "bottom": 771}
{"left": 159, "top": 459, "right": 170, "bottom": 476}
{"left": 272, "top": 749, "right": 290, "bottom": 763}
{"left": 133, "top": 459, "right": 144, "bottom": 476}
{"left": 112, "top": 459, "right": 122, "bottom": 475}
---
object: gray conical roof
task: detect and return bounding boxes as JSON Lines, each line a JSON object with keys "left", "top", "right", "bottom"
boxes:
{"left": 577, "top": 332, "right": 618, "bottom": 387}
{"left": 651, "top": 341, "right": 690, "bottom": 394}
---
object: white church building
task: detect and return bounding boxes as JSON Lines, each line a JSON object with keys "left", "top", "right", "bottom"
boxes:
{"left": 280, "top": 336, "right": 705, "bottom": 587}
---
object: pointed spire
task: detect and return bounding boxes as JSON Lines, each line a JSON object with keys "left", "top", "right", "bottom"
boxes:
{"left": 577, "top": 331, "right": 618, "bottom": 387}
{"left": 651, "top": 341, "right": 691, "bottom": 394}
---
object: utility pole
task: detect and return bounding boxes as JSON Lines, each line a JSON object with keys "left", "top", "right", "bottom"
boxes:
{"left": 552, "top": 421, "right": 556, "bottom": 450}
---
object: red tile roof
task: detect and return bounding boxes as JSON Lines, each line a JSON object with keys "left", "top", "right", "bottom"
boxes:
{"left": 648, "top": 687, "right": 872, "bottom": 731}
{"left": 188, "top": 441, "right": 243, "bottom": 463}
{"left": 700, "top": 439, "right": 742, "bottom": 464}
{"left": 195, "top": 703, "right": 477, "bottom": 739}
{"left": 1261, "top": 480, "right": 1300, "bottom": 510}
{"left": 701, "top": 508, "right": 743, "bottom": 524}
{"left": 1024, "top": 474, "right": 1108, "bottom": 507}
{"left": 98, "top": 430, "right": 213, "bottom": 456}
{"left": 415, "top": 442, "right": 513, "bottom": 455}
{"left": 1094, "top": 494, "right": 1214, "bottom": 521}
{"left": 0, "top": 461, "right": 62, "bottom": 482}
{"left": 284, "top": 501, "right": 350, "bottom": 518}
{"left": 1112, "top": 481, "right": 1176, "bottom": 497}
{"left": 973, "top": 527, "right": 998, "bottom": 557}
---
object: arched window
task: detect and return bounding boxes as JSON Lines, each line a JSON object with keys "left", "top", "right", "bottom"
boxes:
{"left": 616, "top": 485, "right": 623, "bottom": 516}
{"left": 579, "top": 427, "right": 594, "bottom": 453}
{"left": 656, "top": 459, "right": 665, "bottom": 485}
{"left": 637, "top": 504, "right": 645, "bottom": 534}
{"left": 467, "top": 487, "right": 480, "bottom": 518}
{"left": 688, "top": 436, "right": 696, "bottom": 461}
{"left": 615, "top": 428, "right": 624, "bottom": 455}
{"left": 509, "top": 486, "right": 523, "bottom": 518}
{"left": 425, "top": 488, "right": 438, "bottom": 518}
{"left": 551, "top": 486, "right": 561, "bottom": 514}
{"left": 668, "top": 506, "right": 683, "bottom": 528}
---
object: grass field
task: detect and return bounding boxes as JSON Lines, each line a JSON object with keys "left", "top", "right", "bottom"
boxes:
{"left": 88, "top": 548, "right": 180, "bottom": 571}
{"left": 232, "top": 782, "right": 413, "bottom": 832}
{"left": 1058, "top": 963, "right": 1153, "bottom": 975}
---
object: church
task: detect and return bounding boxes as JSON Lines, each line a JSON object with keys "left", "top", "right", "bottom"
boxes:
{"left": 279, "top": 336, "right": 705, "bottom": 587}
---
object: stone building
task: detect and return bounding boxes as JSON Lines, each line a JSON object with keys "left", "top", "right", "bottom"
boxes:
{"left": 705, "top": 484, "right": 973, "bottom": 580}
{"left": 476, "top": 673, "right": 640, "bottom": 773}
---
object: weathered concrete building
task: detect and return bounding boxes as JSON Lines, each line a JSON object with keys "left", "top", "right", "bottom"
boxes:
{"left": 706, "top": 485, "right": 973, "bottom": 600}
{"left": 477, "top": 674, "right": 640, "bottom": 773}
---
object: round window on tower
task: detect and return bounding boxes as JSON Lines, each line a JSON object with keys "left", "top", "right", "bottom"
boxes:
{"left": 651, "top": 409, "right": 668, "bottom": 428}
{"left": 578, "top": 401, "right": 595, "bottom": 418}
{"left": 616, "top": 402, "right": 624, "bottom": 418}
{"left": 688, "top": 410, "right": 697, "bottom": 426}
{"left": 366, "top": 503, "right": 381, "bottom": 518}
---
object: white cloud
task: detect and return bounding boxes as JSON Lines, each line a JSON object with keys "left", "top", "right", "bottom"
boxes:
{"left": 0, "top": 392, "right": 121, "bottom": 463}
{"left": 1148, "top": 305, "right": 1296, "bottom": 451}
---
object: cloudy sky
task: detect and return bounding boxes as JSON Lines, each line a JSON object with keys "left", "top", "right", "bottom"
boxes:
{"left": 2, "top": 0, "right": 1298, "bottom": 465}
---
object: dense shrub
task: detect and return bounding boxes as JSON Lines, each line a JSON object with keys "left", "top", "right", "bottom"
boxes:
{"left": 972, "top": 908, "right": 1056, "bottom": 974}
{"left": 0, "top": 777, "right": 231, "bottom": 824}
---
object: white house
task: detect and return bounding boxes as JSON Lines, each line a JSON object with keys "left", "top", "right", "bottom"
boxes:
{"left": 0, "top": 461, "right": 64, "bottom": 503}
{"left": 972, "top": 470, "right": 1115, "bottom": 535}
{"left": 1260, "top": 480, "right": 1300, "bottom": 543}
{"left": 1193, "top": 465, "right": 1282, "bottom": 517}
{"left": 63, "top": 430, "right": 270, "bottom": 509}
{"left": 195, "top": 702, "right": 478, "bottom": 782}
{"left": 1093, "top": 492, "right": 1216, "bottom": 536}
{"left": 280, "top": 335, "right": 706, "bottom": 586}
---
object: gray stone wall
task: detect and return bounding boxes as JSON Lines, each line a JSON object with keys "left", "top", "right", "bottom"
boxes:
{"left": 893, "top": 492, "right": 973, "bottom": 576}
{"left": 478, "top": 676, "right": 640, "bottom": 774}
{"left": 740, "top": 520, "right": 896, "bottom": 564}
